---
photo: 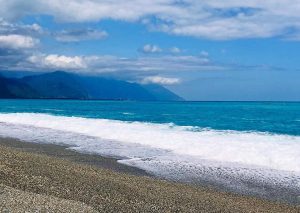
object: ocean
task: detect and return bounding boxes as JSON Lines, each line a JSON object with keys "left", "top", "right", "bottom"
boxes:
{"left": 0, "top": 100, "right": 299, "bottom": 203}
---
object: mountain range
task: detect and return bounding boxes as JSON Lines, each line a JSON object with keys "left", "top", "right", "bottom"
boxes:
{"left": 0, "top": 71, "right": 183, "bottom": 101}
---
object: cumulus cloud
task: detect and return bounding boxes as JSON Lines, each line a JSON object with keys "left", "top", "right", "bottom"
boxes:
{"left": 54, "top": 28, "right": 108, "bottom": 42}
{"left": 141, "top": 44, "right": 162, "bottom": 53}
{"left": 0, "top": 20, "right": 41, "bottom": 50}
{"left": 142, "top": 76, "right": 181, "bottom": 85}
{"left": 1, "top": 0, "right": 300, "bottom": 39}
{"left": 0, "top": 34, "right": 39, "bottom": 49}
{"left": 169, "top": 47, "right": 181, "bottom": 54}
{"left": 27, "top": 54, "right": 87, "bottom": 69}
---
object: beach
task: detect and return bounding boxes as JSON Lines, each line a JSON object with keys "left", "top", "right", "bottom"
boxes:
{"left": 0, "top": 137, "right": 299, "bottom": 212}
{"left": 1, "top": 0, "right": 299, "bottom": 211}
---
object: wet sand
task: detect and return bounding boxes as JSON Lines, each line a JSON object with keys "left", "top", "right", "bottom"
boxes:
{"left": 0, "top": 137, "right": 299, "bottom": 212}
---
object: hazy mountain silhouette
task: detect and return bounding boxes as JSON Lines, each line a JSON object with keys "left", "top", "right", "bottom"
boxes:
{"left": 0, "top": 75, "right": 39, "bottom": 98}
{"left": 0, "top": 71, "right": 183, "bottom": 101}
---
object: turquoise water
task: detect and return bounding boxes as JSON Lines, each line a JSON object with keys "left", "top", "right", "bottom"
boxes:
{"left": 0, "top": 100, "right": 299, "bottom": 135}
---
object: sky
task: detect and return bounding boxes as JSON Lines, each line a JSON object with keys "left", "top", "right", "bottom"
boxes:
{"left": 0, "top": 0, "right": 300, "bottom": 101}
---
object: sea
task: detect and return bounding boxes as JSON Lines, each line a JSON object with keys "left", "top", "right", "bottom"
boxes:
{"left": 0, "top": 100, "right": 299, "bottom": 204}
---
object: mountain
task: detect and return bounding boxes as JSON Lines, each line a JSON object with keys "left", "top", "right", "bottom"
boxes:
{"left": 143, "top": 84, "right": 184, "bottom": 101}
{"left": 0, "top": 71, "right": 183, "bottom": 101}
{"left": 77, "top": 75, "right": 155, "bottom": 101}
{"left": 22, "top": 71, "right": 88, "bottom": 99}
{"left": 0, "top": 75, "right": 39, "bottom": 98}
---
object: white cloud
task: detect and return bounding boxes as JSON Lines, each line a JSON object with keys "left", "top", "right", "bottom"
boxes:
{"left": 170, "top": 47, "right": 181, "bottom": 54}
{"left": 142, "top": 44, "right": 162, "bottom": 53}
{"left": 23, "top": 53, "right": 217, "bottom": 74}
{"left": 30, "top": 23, "right": 42, "bottom": 32}
{"left": 84, "top": 55, "right": 213, "bottom": 73}
{"left": 55, "top": 29, "right": 108, "bottom": 42}
{"left": 0, "top": 19, "right": 42, "bottom": 35}
{"left": 27, "top": 54, "right": 86, "bottom": 69}
{"left": 0, "top": 34, "right": 38, "bottom": 49}
{"left": 1, "top": 0, "right": 300, "bottom": 40}
{"left": 142, "top": 76, "right": 181, "bottom": 85}
{"left": 0, "top": 20, "right": 41, "bottom": 50}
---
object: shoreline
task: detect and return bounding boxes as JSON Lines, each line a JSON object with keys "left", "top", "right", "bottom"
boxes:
{"left": 0, "top": 137, "right": 150, "bottom": 177}
{"left": 0, "top": 137, "right": 299, "bottom": 212}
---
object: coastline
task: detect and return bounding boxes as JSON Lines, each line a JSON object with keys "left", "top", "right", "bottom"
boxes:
{"left": 0, "top": 137, "right": 299, "bottom": 212}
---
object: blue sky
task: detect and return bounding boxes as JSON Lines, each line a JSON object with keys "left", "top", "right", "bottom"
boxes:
{"left": 0, "top": 0, "right": 300, "bottom": 100}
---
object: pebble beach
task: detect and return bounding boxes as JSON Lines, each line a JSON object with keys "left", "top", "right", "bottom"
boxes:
{"left": 0, "top": 137, "right": 299, "bottom": 212}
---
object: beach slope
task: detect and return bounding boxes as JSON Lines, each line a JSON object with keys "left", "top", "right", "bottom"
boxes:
{"left": 0, "top": 138, "right": 299, "bottom": 212}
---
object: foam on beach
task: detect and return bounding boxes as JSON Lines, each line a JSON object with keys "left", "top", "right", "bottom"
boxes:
{"left": 0, "top": 112, "right": 300, "bottom": 172}
{"left": 1, "top": 112, "right": 300, "bottom": 203}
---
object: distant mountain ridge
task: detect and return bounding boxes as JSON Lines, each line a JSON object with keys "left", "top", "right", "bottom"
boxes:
{"left": 0, "top": 71, "right": 183, "bottom": 101}
{"left": 0, "top": 75, "right": 39, "bottom": 99}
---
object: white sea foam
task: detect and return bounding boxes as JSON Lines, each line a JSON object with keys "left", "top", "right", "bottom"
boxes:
{"left": 1, "top": 112, "right": 300, "bottom": 203}
{"left": 0, "top": 112, "right": 300, "bottom": 173}
{"left": 122, "top": 112, "right": 135, "bottom": 115}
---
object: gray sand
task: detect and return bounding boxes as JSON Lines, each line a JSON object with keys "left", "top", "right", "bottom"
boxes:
{"left": 0, "top": 184, "right": 97, "bottom": 212}
{"left": 0, "top": 137, "right": 299, "bottom": 212}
